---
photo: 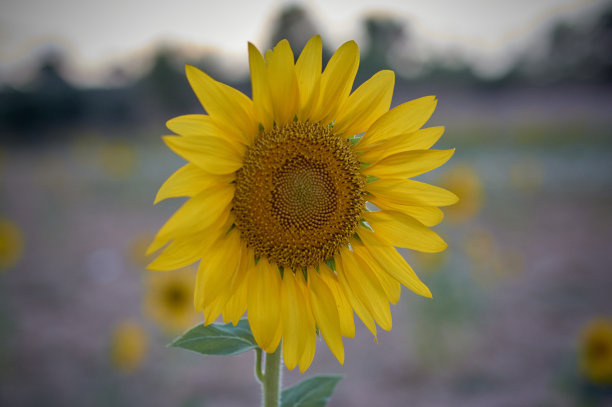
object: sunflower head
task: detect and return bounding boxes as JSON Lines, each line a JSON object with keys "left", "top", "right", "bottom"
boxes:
{"left": 110, "top": 320, "right": 148, "bottom": 373}
{"left": 234, "top": 120, "right": 366, "bottom": 271}
{"left": 580, "top": 318, "right": 612, "bottom": 384}
{"left": 0, "top": 218, "right": 24, "bottom": 270}
{"left": 145, "top": 268, "right": 199, "bottom": 333}
{"left": 148, "top": 36, "right": 457, "bottom": 372}
{"left": 438, "top": 164, "right": 482, "bottom": 223}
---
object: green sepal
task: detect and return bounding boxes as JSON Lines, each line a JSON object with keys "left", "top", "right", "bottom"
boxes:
{"left": 365, "top": 175, "right": 379, "bottom": 183}
{"left": 325, "top": 258, "right": 336, "bottom": 272}
{"left": 280, "top": 375, "right": 343, "bottom": 407}
{"left": 349, "top": 133, "right": 362, "bottom": 146}
{"left": 359, "top": 219, "right": 374, "bottom": 232}
{"left": 169, "top": 319, "right": 257, "bottom": 356}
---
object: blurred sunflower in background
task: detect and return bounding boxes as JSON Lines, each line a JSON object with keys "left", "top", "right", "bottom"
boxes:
{"left": 148, "top": 36, "right": 456, "bottom": 372}
{"left": 0, "top": 218, "right": 25, "bottom": 271}
{"left": 438, "top": 163, "right": 483, "bottom": 224}
{"left": 98, "top": 139, "right": 138, "bottom": 179}
{"left": 110, "top": 320, "right": 148, "bottom": 373}
{"left": 580, "top": 318, "right": 612, "bottom": 384}
{"left": 145, "top": 268, "right": 198, "bottom": 333}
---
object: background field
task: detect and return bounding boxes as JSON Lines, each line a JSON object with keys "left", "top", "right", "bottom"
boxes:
{"left": 1, "top": 2, "right": 611, "bottom": 406}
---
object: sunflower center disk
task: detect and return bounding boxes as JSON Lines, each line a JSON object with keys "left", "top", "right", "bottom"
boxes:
{"left": 233, "top": 121, "right": 366, "bottom": 271}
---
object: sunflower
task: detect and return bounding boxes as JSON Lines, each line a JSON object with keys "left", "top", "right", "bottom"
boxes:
{"left": 110, "top": 320, "right": 148, "bottom": 373}
{"left": 148, "top": 36, "right": 457, "bottom": 372}
{"left": 0, "top": 218, "right": 24, "bottom": 270}
{"left": 438, "top": 164, "right": 482, "bottom": 224}
{"left": 145, "top": 267, "right": 199, "bottom": 333}
{"left": 580, "top": 318, "right": 612, "bottom": 384}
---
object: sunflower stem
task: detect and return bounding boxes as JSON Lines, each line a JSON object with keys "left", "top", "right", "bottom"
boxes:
{"left": 254, "top": 348, "right": 264, "bottom": 383}
{"left": 261, "top": 346, "right": 282, "bottom": 407}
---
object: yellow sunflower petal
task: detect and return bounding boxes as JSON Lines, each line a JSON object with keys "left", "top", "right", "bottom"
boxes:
{"left": 222, "top": 246, "right": 252, "bottom": 325}
{"left": 166, "top": 114, "right": 216, "bottom": 135}
{"left": 296, "top": 272, "right": 317, "bottom": 372}
{"left": 248, "top": 43, "right": 274, "bottom": 129}
{"left": 334, "top": 70, "right": 394, "bottom": 137}
{"left": 202, "top": 295, "right": 225, "bottom": 326}
{"left": 222, "top": 277, "right": 248, "bottom": 325}
{"left": 352, "top": 241, "right": 401, "bottom": 304}
{"left": 363, "top": 149, "right": 455, "bottom": 179}
{"left": 357, "top": 126, "right": 444, "bottom": 162}
{"left": 367, "top": 179, "right": 458, "bottom": 207}
{"left": 267, "top": 40, "right": 299, "bottom": 125}
{"left": 373, "top": 266, "right": 401, "bottom": 305}
{"left": 247, "top": 258, "right": 282, "bottom": 353}
{"left": 312, "top": 41, "right": 359, "bottom": 124}
{"left": 369, "top": 197, "right": 445, "bottom": 227}
{"left": 147, "top": 184, "right": 234, "bottom": 254}
{"left": 295, "top": 35, "right": 322, "bottom": 120}
{"left": 154, "top": 163, "right": 233, "bottom": 204}
{"left": 281, "top": 272, "right": 307, "bottom": 370}
{"left": 147, "top": 232, "right": 207, "bottom": 271}
{"left": 162, "top": 135, "right": 244, "bottom": 175}
{"left": 228, "top": 244, "right": 254, "bottom": 294}
{"left": 319, "top": 263, "right": 355, "bottom": 338}
{"left": 298, "top": 332, "right": 317, "bottom": 373}
{"left": 365, "top": 210, "right": 447, "bottom": 253}
{"left": 166, "top": 114, "right": 245, "bottom": 149}
{"left": 261, "top": 48, "right": 271, "bottom": 63}
{"left": 185, "top": 65, "right": 257, "bottom": 143}
{"left": 336, "top": 255, "right": 378, "bottom": 338}
{"left": 194, "top": 229, "right": 242, "bottom": 312}
{"left": 358, "top": 96, "right": 437, "bottom": 148}
{"left": 358, "top": 228, "right": 432, "bottom": 298}
{"left": 298, "top": 323, "right": 316, "bottom": 373}
{"left": 339, "top": 248, "right": 392, "bottom": 331}
{"left": 308, "top": 267, "right": 345, "bottom": 364}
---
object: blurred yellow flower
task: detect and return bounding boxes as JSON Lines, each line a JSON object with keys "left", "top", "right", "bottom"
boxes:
{"left": 464, "top": 228, "right": 524, "bottom": 285}
{"left": 0, "top": 218, "right": 25, "bottom": 270}
{"left": 148, "top": 36, "right": 456, "bottom": 371}
{"left": 438, "top": 164, "right": 483, "bottom": 224}
{"left": 110, "top": 320, "right": 148, "bottom": 373}
{"left": 145, "top": 268, "right": 199, "bottom": 333}
{"left": 98, "top": 139, "right": 138, "bottom": 179}
{"left": 463, "top": 227, "right": 495, "bottom": 262}
{"left": 580, "top": 318, "right": 612, "bottom": 384}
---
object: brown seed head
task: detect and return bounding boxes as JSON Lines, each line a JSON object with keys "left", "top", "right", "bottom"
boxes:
{"left": 233, "top": 121, "right": 365, "bottom": 271}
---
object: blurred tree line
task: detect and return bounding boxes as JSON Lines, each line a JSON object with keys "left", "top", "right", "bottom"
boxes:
{"left": 1, "top": 4, "right": 611, "bottom": 143}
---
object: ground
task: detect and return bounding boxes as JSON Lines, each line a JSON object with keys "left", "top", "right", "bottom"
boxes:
{"left": 1, "top": 84, "right": 611, "bottom": 406}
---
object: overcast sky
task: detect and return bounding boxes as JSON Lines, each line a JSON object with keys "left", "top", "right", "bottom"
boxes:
{"left": 0, "top": 0, "right": 607, "bottom": 84}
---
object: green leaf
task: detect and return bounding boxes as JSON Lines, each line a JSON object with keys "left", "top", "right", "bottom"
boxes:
{"left": 169, "top": 319, "right": 258, "bottom": 356}
{"left": 281, "top": 375, "right": 343, "bottom": 407}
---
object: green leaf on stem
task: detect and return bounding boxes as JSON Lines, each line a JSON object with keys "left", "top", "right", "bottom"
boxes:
{"left": 280, "top": 375, "right": 343, "bottom": 407}
{"left": 169, "top": 319, "right": 258, "bottom": 356}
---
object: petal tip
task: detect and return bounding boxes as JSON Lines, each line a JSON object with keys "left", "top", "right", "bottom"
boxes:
{"left": 153, "top": 192, "right": 164, "bottom": 205}
{"left": 184, "top": 64, "right": 199, "bottom": 76}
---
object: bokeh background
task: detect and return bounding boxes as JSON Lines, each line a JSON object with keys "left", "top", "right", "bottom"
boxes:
{"left": 1, "top": 0, "right": 612, "bottom": 406}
